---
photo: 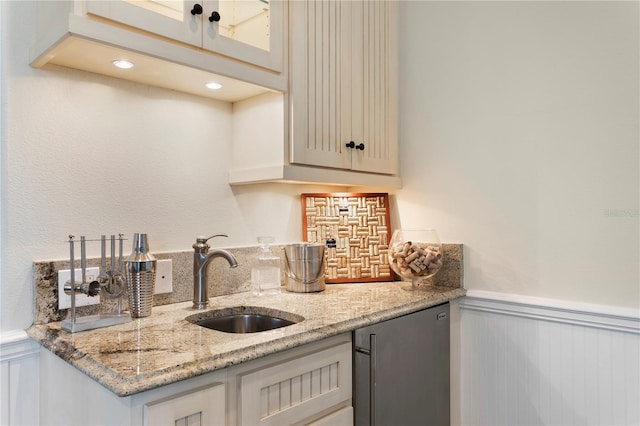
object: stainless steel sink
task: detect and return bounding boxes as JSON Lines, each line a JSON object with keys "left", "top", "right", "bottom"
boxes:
{"left": 186, "top": 307, "right": 303, "bottom": 333}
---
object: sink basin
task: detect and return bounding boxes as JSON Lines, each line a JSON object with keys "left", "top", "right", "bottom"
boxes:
{"left": 186, "top": 307, "right": 304, "bottom": 333}
{"left": 195, "top": 314, "right": 294, "bottom": 333}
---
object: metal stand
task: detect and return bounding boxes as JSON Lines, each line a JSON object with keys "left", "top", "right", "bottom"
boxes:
{"left": 61, "top": 235, "right": 131, "bottom": 333}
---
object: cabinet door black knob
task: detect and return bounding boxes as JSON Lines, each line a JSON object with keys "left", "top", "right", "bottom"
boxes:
{"left": 346, "top": 141, "right": 356, "bottom": 149}
{"left": 209, "top": 11, "right": 221, "bottom": 22}
{"left": 355, "top": 143, "right": 365, "bottom": 150}
{"left": 191, "top": 4, "right": 203, "bottom": 15}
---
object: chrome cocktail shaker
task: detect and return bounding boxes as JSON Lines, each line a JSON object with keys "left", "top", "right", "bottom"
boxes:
{"left": 125, "top": 233, "right": 157, "bottom": 318}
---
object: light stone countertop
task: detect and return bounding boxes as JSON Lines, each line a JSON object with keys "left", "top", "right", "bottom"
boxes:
{"left": 27, "top": 282, "right": 465, "bottom": 397}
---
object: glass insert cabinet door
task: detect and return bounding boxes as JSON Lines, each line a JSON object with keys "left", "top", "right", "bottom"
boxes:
{"left": 86, "top": 0, "right": 284, "bottom": 72}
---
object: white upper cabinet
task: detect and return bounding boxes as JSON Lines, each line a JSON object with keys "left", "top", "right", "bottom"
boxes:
{"left": 229, "top": 0, "right": 400, "bottom": 187}
{"left": 290, "top": 0, "right": 398, "bottom": 175}
{"left": 30, "top": 0, "right": 286, "bottom": 102}
{"left": 86, "top": 0, "right": 284, "bottom": 72}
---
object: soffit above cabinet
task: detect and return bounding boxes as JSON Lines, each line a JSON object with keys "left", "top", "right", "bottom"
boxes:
{"left": 37, "top": 36, "right": 277, "bottom": 103}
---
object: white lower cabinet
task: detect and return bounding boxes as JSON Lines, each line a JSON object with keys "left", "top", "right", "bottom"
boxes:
{"left": 39, "top": 333, "right": 352, "bottom": 426}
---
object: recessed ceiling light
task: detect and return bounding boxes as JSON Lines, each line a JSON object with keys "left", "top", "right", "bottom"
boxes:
{"left": 112, "top": 60, "right": 134, "bottom": 69}
{"left": 205, "top": 82, "right": 223, "bottom": 90}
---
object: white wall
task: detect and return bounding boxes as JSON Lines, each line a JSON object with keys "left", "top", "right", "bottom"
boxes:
{"left": 395, "top": 3, "right": 640, "bottom": 424}
{"left": 0, "top": 1, "right": 330, "bottom": 333}
{"left": 396, "top": 1, "right": 639, "bottom": 309}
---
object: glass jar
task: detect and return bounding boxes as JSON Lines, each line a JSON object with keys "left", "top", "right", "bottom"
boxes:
{"left": 251, "top": 236, "right": 281, "bottom": 296}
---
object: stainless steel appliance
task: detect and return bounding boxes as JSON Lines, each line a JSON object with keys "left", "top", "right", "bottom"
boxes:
{"left": 354, "top": 303, "right": 450, "bottom": 425}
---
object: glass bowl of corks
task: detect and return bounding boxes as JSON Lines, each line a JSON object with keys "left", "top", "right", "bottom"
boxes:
{"left": 388, "top": 229, "right": 443, "bottom": 290}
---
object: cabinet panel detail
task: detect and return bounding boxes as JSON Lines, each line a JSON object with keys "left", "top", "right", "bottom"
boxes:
{"left": 291, "top": 0, "right": 350, "bottom": 170}
{"left": 260, "top": 362, "right": 340, "bottom": 417}
{"left": 174, "top": 412, "right": 203, "bottom": 426}
{"left": 290, "top": 0, "right": 398, "bottom": 174}
{"left": 239, "top": 341, "right": 352, "bottom": 425}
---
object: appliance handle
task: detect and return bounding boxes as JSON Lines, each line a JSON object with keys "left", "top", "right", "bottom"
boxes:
{"left": 369, "top": 333, "right": 377, "bottom": 426}
{"left": 355, "top": 333, "right": 377, "bottom": 425}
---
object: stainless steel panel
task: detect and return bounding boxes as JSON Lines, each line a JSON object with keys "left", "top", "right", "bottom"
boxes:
{"left": 354, "top": 303, "right": 450, "bottom": 425}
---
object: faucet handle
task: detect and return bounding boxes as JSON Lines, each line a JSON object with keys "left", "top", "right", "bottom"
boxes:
{"left": 194, "top": 234, "right": 228, "bottom": 251}
{"left": 198, "top": 234, "right": 228, "bottom": 243}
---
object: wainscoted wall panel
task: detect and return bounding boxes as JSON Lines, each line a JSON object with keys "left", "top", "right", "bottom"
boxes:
{"left": 0, "top": 331, "right": 40, "bottom": 425}
{"left": 459, "top": 292, "right": 640, "bottom": 426}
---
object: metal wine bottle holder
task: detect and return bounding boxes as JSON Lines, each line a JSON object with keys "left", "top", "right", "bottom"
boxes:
{"left": 61, "top": 234, "right": 132, "bottom": 333}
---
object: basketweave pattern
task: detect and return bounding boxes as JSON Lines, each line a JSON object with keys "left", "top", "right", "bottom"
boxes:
{"left": 302, "top": 193, "right": 392, "bottom": 282}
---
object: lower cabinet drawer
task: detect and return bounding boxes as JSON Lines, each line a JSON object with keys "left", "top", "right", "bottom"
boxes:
{"left": 143, "top": 382, "right": 226, "bottom": 426}
{"left": 237, "top": 341, "right": 352, "bottom": 425}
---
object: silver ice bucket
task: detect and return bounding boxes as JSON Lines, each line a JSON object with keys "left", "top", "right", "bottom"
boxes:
{"left": 284, "top": 243, "right": 326, "bottom": 293}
